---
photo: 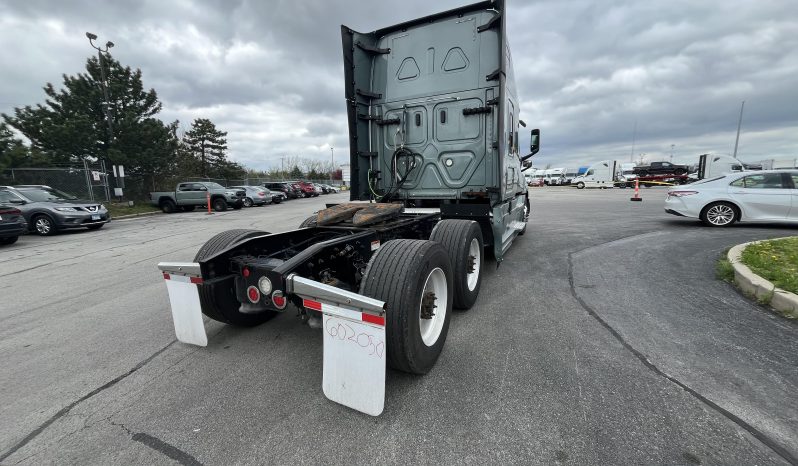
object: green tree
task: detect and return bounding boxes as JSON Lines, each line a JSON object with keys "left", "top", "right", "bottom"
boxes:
{"left": 2, "top": 54, "right": 178, "bottom": 176}
{"left": 183, "top": 118, "right": 228, "bottom": 177}
{"left": 0, "top": 123, "right": 29, "bottom": 171}
{"left": 289, "top": 165, "right": 303, "bottom": 179}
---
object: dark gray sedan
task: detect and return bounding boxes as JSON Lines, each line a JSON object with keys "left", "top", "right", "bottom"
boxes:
{"left": 0, "top": 185, "right": 110, "bottom": 236}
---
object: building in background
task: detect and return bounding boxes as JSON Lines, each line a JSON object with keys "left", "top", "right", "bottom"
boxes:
{"left": 341, "top": 164, "right": 351, "bottom": 185}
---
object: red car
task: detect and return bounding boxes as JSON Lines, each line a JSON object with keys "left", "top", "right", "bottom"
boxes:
{"left": 290, "top": 182, "right": 318, "bottom": 198}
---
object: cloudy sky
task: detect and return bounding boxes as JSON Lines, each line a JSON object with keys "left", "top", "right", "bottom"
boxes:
{"left": 1, "top": 0, "right": 796, "bottom": 170}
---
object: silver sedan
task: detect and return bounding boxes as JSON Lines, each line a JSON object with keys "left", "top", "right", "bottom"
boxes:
{"left": 664, "top": 170, "right": 798, "bottom": 227}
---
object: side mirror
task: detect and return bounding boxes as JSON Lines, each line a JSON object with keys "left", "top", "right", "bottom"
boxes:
{"left": 520, "top": 128, "right": 540, "bottom": 162}
{"left": 8, "top": 198, "right": 26, "bottom": 205}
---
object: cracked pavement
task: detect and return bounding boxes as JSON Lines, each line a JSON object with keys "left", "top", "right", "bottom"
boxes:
{"left": 1, "top": 188, "right": 796, "bottom": 465}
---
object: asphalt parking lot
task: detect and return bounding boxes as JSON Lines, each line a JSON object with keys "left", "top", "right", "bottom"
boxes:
{"left": 1, "top": 187, "right": 796, "bottom": 465}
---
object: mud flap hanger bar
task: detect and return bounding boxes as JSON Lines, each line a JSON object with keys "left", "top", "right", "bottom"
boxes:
{"left": 286, "top": 274, "right": 386, "bottom": 317}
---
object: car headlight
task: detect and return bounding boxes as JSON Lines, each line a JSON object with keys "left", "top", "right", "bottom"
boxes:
{"left": 55, "top": 207, "right": 77, "bottom": 212}
{"left": 100, "top": 204, "right": 106, "bottom": 210}
{"left": 225, "top": 191, "right": 236, "bottom": 196}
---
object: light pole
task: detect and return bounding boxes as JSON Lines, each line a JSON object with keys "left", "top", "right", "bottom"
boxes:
{"left": 330, "top": 147, "right": 334, "bottom": 184}
{"left": 732, "top": 100, "right": 745, "bottom": 160}
{"left": 86, "top": 32, "right": 116, "bottom": 191}
{"left": 670, "top": 144, "right": 674, "bottom": 163}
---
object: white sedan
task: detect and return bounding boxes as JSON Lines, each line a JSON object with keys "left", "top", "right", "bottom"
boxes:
{"left": 664, "top": 170, "right": 798, "bottom": 227}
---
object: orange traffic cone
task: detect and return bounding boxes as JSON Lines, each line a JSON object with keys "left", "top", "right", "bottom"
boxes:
{"left": 630, "top": 179, "right": 642, "bottom": 202}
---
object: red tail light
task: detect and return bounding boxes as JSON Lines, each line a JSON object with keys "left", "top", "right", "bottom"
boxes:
{"left": 1, "top": 208, "right": 22, "bottom": 214}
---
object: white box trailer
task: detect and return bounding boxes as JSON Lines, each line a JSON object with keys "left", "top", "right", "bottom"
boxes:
{"left": 760, "top": 158, "right": 798, "bottom": 170}
{"left": 573, "top": 160, "right": 617, "bottom": 189}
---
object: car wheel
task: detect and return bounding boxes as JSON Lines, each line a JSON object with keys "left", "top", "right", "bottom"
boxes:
{"left": 161, "top": 200, "right": 177, "bottom": 214}
{"left": 701, "top": 202, "right": 738, "bottom": 227}
{"left": 0, "top": 236, "right": 19, "bottom": 245}
{"left": 272, "top": 197, "right": 282, "bottom": 204}
{"left": 33, "top": 214, "right": 58, "bottom": 236}
{"left": 244, "top": 197, "right": 253, "bottom": 207}
{"left": 576, "top": 182, "right": 585, "bottom": 189}
{"left": 212, "top": 197, "right": 227, "bottom": 212}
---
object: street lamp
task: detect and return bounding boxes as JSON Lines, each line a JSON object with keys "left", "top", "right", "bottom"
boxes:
{"left": 670, "top": 144, "right": 675, "bottom": 163}
{"left": 86, "top": 32, "right": 116, "bottom": 192}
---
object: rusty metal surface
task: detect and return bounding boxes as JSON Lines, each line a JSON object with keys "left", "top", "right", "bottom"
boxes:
{"left": 352, "top": 203, "right": 403, "bottom": 226}
{"left": 316, "top": 203, "right": 367, "bottom": 225}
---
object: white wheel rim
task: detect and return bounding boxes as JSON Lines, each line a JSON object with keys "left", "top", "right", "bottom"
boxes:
{"left": 419, "top": 267, "right": 448, "bottom": 347}
{"left": 467, "top": 238, "right": 481, "bottom": 291}
{"left": 707, "top": 205, "right": 734, "bottom": 225}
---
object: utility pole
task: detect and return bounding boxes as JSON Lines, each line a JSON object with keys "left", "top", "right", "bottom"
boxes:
{"left": 330, "top": 147, "right": 334, "bottom": 184}
{"left": 630, "top": 120, "right": 637, "bottom": 163}
{"left": 86, "top": 32, "right": 116, "bottom": 190}
{"left": 732, "top": 100, "right": 745, "bottom": 160}
{"left": 280, "top": 156, "right": 285, "bottom": 179}
{"left": 670, "top": 144, "right": 674, "bottom": 163}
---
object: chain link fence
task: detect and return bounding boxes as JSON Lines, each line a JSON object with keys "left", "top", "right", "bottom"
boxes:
{"left": 0, "top": 163, "right": 111, "bottom": 201}
{"left": 1, "top": 166, "right": 346, "bottom": 202}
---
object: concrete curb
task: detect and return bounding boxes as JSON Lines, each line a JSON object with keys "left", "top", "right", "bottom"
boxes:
{"left": 728, "top": 240, "right": 798, "bottom": 318}
{"left": 112, "top": 210, "right": 162, "bottom": 220}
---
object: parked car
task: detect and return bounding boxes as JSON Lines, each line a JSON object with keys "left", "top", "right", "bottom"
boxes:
{"left": 229, "top": 186, "right": 273, "bottom": 207}
{"left": 0, "top": 204, "right": 27, "bottom": 244}
{"left": 323, "top": 184, "right": 340, "bottom": 193}
{"left": 263, "top": 182, "right": 299, "bottom": 199}
{"left": 0, "top": 185, "right": 110, "bottom": 236}
{"left": 150, "top": 182, "right": 245, "bottom": 213}
{"left": 310, "top": 183, "right": 324, "bottom": 195}
{"left": 289, "top": 181, "right": 318, "bottom": 198}
{"left": 271, "top": 191, "right": 287, "bottom": 203}
{"left": 665, "top": 170, "right": 798, "bottom": 226}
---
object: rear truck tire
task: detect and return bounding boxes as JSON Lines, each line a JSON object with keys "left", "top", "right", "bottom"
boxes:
{"left": 576, "top": 182, "right": 585, "bottom": 189}
{"left": 243, "top": 197, "right": 253, "bottom": 207}
{"left": 194, "top": 229, "right": 276, "bottom": 326}
{"left": 33, "top": 214, "right": 58, "bottom": 236}
{"left": 182, "top": 205, "right": 196, "bottom": 212}
{"left": 212, "top": 197, "right": 227, "bottom": 212}
{"left": 86, "top": 224, "right": 104, "bottom": 230}
{"left": 359, "top": 239, "right": 453, "bottom": 374}
{"left": 160, "top": 199, "right": 177, "bottom": 214}
{"left": 430, "top": 220, "right": 483, "bottom": 310}
{"left": 700, "top": 202, "right": 738, "bottom": 227}
{"left": 0, "top": 236, "right": 19, "bottom": 245}
{"left": 299, "top": 215, "right": 317, "bottom": 228}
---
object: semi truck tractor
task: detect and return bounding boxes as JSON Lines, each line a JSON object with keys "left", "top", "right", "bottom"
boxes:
{"left": 157, "top": 0, "right": 539, "bottom": 416}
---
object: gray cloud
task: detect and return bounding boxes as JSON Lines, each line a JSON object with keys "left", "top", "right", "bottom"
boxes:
{"left": 1, "top": 0, "right": 796, "bottom": 171}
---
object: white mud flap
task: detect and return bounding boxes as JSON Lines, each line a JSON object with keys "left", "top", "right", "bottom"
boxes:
{"left": 159, "top": 263, "right": 207, "bottom": 347}
{"left": 305, "top": 299, "right": 386, "bottom": 416}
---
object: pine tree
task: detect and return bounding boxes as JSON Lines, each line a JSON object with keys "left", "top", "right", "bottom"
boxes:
{"left": 183, "top": 118, "right": 228, "bottom": 177}
{"left": 1, "top": 54, "right": 178, "bottom": 176}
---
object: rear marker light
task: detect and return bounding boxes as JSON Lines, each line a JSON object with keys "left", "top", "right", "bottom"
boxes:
{"left": 242, "top": 267, "right": 250, "bottom": 278}
{"left": 247, "top": 286, "right": 260, "bottom": 303}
